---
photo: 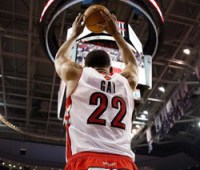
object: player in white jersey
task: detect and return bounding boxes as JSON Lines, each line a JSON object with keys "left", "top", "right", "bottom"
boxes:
{"left": 55, "top": 10, "right": 139, "bottom": 170}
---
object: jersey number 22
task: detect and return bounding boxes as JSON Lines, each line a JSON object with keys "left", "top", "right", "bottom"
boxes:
{"left": 87, "top": 92, "right": 126, "bottom": 130}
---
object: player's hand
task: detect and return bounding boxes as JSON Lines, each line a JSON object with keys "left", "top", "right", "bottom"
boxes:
{"left": 99, "top": 11, "right": 120, "bottom": 36}
{"left": 72, "top": 13, "right": 85, "bottom": 37}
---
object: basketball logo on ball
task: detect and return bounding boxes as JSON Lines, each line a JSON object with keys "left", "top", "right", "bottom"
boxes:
{"left": 83, "top": 4, "right": 110, "bottom": 33}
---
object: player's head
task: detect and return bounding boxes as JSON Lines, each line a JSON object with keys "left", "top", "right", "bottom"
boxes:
{"left": 85, "top": 50, "right": 111, "bottom": 68}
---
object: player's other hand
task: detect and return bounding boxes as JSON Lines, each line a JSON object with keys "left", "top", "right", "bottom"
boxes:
{"left": 72, "top": 13, "right": 85, "bottom": 37}
{"left": 99, "top": 11, "right": 120, "bottom": 36}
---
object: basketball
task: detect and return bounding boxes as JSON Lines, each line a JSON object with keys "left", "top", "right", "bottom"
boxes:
{"left": 83, "top": 4, "right": 110, "bottom": 33}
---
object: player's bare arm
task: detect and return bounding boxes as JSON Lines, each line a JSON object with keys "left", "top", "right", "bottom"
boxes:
{"left": 55, "top": 13, "right": 85, "bottom": 83}
{"left": 100, "top": 11, "right": 139, "bottom": 91}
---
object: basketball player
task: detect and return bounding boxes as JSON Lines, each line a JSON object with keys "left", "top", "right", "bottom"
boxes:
{"left": 55, "top": 10, "right": 139, "bottom": 170}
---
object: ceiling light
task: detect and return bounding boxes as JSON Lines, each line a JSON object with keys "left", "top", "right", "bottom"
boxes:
{"left": 136, "top": 115, "right": 148, "bottom": 121}
{"left": 158, "top": 86, "right": 165, "bottom": 93}
{"left": 132, "top": 121, "right": 145, "bottom": 125}
{"left": 131, "top": 129, "right": 138, "bottom": 137}
{"left": 198, "top": 121, "right": 200, "bottom": 127}
{"left": 140, "top": 115, "right": 146, "bottom": 119}
{"left": 135, "top": 125, "right": 141, "bottom": 129}
{"left": 183, "top": 48, "right": 190, "bottom": 55}
{"left": 143, "top": 110, "right": 148, "bottom": 115}
{"left": 131, "top": 132, "right": 135, "bottom": 138}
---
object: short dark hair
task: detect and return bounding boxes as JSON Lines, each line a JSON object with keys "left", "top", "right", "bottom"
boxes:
{"left": 85, "top": 50, "right": 111, "bottom": 68}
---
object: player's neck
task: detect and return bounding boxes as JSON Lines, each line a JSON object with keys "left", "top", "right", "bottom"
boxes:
{"left": 94, "top": 67, "right": 110, "bottom": 75}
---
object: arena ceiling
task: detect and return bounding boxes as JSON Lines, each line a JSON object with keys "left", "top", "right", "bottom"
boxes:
{"left": 0, "top": 0, "right": 200, "bottom": 163}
